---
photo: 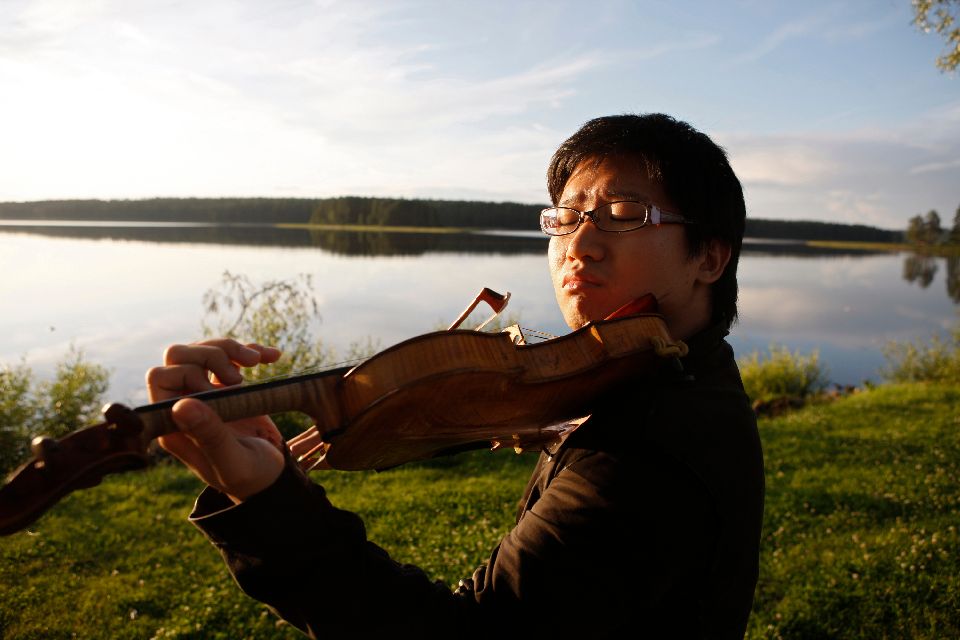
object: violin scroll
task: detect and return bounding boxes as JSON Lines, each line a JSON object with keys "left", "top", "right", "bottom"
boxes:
{"left": 0, "top": 403, "right": 152, "bottom": 536}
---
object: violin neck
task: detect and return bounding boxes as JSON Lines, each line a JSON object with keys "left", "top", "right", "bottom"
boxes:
{"left": 134, "top": 366, "right": 352, "bottom": 440}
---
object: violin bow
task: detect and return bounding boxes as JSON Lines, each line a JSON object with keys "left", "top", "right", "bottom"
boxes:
{"left": 447, "top": 287, "right": 511, "bottom": 331}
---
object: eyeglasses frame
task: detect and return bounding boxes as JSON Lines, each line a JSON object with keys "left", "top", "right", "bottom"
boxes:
{"left": 539, "top": 200, "right": 694, "bottom": 236}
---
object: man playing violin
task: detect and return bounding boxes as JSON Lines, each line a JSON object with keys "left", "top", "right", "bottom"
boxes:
{"left": 148, "top": 113, "right": 764, "bottom": 638}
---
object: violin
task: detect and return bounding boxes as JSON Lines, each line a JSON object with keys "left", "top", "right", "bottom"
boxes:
{"left": 0, "top": 289, "right": 687, "bottom": 536}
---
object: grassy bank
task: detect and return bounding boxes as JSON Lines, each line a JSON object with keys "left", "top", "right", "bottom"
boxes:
{"left": 1, "top": 383, "right": 957, "bottom": 638}
{"left": 805, "top": 239, "right": 960, "bottom": 257}
{"left": 805, "top": 240, "right": 910, "bottom": 252}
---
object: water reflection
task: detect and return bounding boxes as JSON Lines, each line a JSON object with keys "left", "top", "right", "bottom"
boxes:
{"left": 0, "top": 222, "right": 908, "bottom": 258}
{"left": 901, "top": 252, "right": 960, "bottom": 304}
{"left": 0, "top": 223, "right": 548, "bottom": 256}
{"left": 902, "top": 254, "right": 938, "bottom": 288}
{"left": 4, "top": 222, "right": 959, "bottom": 307}
{"left": 304, "top": 228, "right": 547, "bottom": 256}
{"left": 947, "top": 256, "right": 960, "bottom": 303}
{"left": 2, "top": 226, "right": 957, "bottom": 394}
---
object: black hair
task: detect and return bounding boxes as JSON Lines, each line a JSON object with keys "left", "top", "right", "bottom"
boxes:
{"left": 547, "top": 113, "right": 746, "bottom": 329}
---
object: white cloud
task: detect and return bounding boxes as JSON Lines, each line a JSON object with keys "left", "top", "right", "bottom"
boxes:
{"left": 729, "top": 15, "right": 821, "bottom": 65}
{"left": 0, "top": 0, "right": 605, "bottom": 202}
{"left": 730, "top": 143, "right": 837, "bottom": 187}
{"left": 909, "top": 158, "right": 960, "bottom": 175}
{"left": 720, "top": 102, "right": 960, "bottom": 227}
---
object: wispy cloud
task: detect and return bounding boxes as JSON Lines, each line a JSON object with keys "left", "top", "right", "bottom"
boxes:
{"left": 821, "top": 11, "right": 902, "bottom": 41}
{"left": 727, "top": 3, "right": 898, "bottom": 66}
{"left": 721, "top": 100, "right": 960, "bottom": 227}
{"left": 909, "top": 158, "right": 960, "bottom": 175}
{"left": 728, "top": 13, "right": 824, "bottom": 65}
{"left": 618, "top": 33, "right": 722, "bottom": 62}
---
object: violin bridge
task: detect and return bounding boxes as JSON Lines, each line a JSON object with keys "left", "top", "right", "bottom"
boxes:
{"left": 503, "top": 324, "right": 526, "bottom": 346}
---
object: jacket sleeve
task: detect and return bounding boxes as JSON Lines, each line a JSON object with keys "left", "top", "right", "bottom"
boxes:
{"left": 189, "top": 450, "right": 474, "bottom": 638}
{"left": 191, "top": 444, "right": 717, "bottom": 638}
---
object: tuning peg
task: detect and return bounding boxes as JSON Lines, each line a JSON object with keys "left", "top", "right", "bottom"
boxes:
{"left": 102, "top": 403, "right": 144, "bottom": 436}
{"left": 30, "top": 436, "right": 59, "bottom": 463}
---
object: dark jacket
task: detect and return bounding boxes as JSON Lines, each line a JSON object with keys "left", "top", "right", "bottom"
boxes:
{"left": 190, "top": 325, "right": 764, "bottom": 639}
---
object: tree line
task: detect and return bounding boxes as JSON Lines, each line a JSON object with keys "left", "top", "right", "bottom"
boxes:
{"left": 0, "top": 198, "right": 318, "bottom": 224}
{"left": 1, "top": 196, "right": 904, "bottom": 242}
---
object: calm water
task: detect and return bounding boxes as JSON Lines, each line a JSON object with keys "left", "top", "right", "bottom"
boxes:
{"left": 1, "top": 222, "right": 957, "bottom": 404}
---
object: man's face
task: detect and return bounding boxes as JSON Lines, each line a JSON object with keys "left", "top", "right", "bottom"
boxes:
{"left": 548, "top": 155, "right": 715, "bottom": 339}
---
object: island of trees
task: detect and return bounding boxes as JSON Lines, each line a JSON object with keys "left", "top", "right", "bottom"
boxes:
{"left": 905, "top": 206, "right": 960, "bottom": 248}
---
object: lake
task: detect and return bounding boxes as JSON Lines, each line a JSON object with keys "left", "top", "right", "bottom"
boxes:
{"left": 1, "top": 221, "right": 957, "bottom": 405}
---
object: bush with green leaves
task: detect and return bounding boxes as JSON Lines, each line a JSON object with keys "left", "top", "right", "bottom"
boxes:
{"left": 737, "top": 344, "right": 829, "bottom": 405}
{"left": 882, "top": 320, "right": 960, "bottom": 383}
{"left": 0, "top": 348, "right": 109, "bottom": 475}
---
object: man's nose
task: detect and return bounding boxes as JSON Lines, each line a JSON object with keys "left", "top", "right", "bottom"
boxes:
{"left": 564, "top": 212, "right": 605, "bottom": 261}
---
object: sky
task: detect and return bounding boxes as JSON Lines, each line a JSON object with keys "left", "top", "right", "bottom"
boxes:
{"left": 1, "top": 0, "right": 958, "bottom": 229}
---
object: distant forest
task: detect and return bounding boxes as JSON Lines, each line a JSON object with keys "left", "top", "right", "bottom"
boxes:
{"left": 0, "top": 197, "right": 904, "bottom": 242}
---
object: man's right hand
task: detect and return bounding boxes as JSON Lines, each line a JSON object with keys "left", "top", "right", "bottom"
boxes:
{"left": 146, "top": 339, "right": 287, "bottom": 503}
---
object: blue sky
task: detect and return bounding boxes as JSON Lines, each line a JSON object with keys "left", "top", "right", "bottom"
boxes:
{"left": 1, "top": 0, "right": 957, "bottom": 229}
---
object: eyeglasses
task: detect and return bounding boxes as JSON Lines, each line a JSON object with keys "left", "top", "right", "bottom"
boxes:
{"left": 539, "top": 200, "right": 694, "bottom": 236}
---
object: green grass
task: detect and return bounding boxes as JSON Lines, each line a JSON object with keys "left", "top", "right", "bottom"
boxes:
{"left": 2, "top": 383, "right": 958, "bottom": 639}
{"left": 0, "top": 450, "right": 536, "bottom": 639}
{"left": 804, "top": 240, "right": 910, "bottom": 252}
{"left": 749, "top": 383, "right": 960, "bottom": 639}
{"left": 804, "top": 239, "right": 960, "bottom": 257}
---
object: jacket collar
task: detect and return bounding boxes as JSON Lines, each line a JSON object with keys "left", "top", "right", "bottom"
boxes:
{"left": 674, "top": 322, "right": 732, "bottom": 379}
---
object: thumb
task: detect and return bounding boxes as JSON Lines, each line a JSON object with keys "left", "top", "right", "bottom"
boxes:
{"left": 171, "top": 398, "right": 233, "bottom": 455}
{"left": 170, "top": 397, "right": 284, "bottom": 501}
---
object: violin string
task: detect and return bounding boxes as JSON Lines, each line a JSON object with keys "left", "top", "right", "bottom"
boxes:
{"left": 517, "top": 327, "right": 557, "bottom": 342}
{"left": 238, "top": 326, "right": 558, "bottom": 385}
{"left": 239, "top": 357, "right": 366, "bottom": 385}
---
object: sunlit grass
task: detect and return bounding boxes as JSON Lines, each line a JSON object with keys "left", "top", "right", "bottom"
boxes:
{"left": 748, "top": 383, "right": 960, "bottom": 639}
{"left": 0, "top": 449, "right": 536, "bottom": 639}
{"left": 805, "top": 239, "right": 960, "bottom": 257}
{"left": 1, "top": 384, "right": 957, "bottom": 638}
{"left": 804, "top": 240, "right": 910, "bottom": 252}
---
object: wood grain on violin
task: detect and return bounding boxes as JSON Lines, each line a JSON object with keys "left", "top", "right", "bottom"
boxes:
{"left": 0, "top": 292, "right": 686, "bottom": 536}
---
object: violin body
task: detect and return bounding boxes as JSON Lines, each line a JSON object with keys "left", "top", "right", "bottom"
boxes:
{"left": 324, "top": 313, "right": 679, "bottom": 469}
{"left": 0, "top": 295, "right": 685, "bottom": 535}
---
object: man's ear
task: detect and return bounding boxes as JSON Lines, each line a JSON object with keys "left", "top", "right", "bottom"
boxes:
{"left": 696, "top": 239, "right": 731, "bottom": 285}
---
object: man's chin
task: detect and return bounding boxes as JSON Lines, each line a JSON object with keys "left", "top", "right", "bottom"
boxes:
{"left": 561, "top": 302, "right": 601, "bottom": 330}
